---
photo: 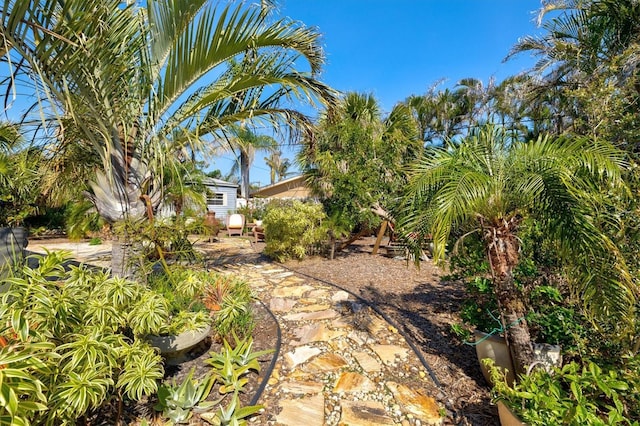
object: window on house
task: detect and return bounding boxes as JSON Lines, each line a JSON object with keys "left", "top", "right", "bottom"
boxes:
{"left": 207, "top": 193, "right": 225, "bottom": 206}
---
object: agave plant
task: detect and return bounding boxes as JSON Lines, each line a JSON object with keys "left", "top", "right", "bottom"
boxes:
{"left": 200, "top": 391, "right": 264, "bottom": 426}
{"left": 155, "top": 369, "right": 220, "bottom": 424}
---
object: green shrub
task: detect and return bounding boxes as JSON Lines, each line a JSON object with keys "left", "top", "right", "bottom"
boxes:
{"left": 263, "top": 201, "right": 328, "bottom": 262}
{"left": 489, "top": 358, "right": 640, "bottom": 425}
{"left": 0, "top": 253, "right": 165, "bottom": 424}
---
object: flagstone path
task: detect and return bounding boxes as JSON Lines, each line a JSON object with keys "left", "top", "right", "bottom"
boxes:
{"left": 28, "top": 237, "right": 445, "bottom": 425}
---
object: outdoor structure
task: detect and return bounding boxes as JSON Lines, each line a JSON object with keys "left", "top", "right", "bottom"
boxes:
{"left": 203, "top": 178, "right": 238, "bottom": 220}
{"left": 251, "top": 175, "right": 312, "bottom": 200}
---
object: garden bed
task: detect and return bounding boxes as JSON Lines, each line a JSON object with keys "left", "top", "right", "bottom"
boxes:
{"left": 93, "top": 302, "right": 279, "bottom": 425}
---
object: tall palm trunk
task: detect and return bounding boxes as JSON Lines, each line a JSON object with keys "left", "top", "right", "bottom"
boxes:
{"left": 484, "top": 224, "right": 535, "bottom": 375}
{"left": 240, "top": 150, "right": 250, "bottom": 199}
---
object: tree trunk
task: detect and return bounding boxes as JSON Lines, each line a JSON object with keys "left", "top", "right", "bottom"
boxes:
{"left": 240, "top": 151, "right": 250, "bottom": 200}
{"left": 111, "top": 240, "right": 133, "bottom": 278}
{"left": 485, "top": 227, "right": 535, "bottom": 376}
{"left": 493, "top": 273, "right": 535, "bottom": 376}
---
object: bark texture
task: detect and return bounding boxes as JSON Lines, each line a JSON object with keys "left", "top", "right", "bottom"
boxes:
{"left": 484, "top": 221, "right": 535, "bottom": 376}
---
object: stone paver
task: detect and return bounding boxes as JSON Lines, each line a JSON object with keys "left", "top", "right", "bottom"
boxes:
{"left": 29, "top": 237, "right": 444, "bottom": 425}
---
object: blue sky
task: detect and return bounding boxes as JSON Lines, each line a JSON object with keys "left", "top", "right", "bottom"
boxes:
{"left": 215, "top": 0, "right": 544, "bottom": 188}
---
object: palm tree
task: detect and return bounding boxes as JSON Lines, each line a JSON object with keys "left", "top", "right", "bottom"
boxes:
{"left": 507, "top": 0, "right": 640, "bottom": 140}
{"left": 276, "top": 157, "right": 292, "bottom": 181}
{"left": 264, "top": 150, "right": 282, "bottom": 184}
{"left": 398, "top": 125, "right": 634, "bottom": 374}
{"left": 1, "top": 0, "right": 336, "bottom": 275}
{"left": 221, "top": 125, "right": 277, "bottom": 199}
{"left": 300, "top": 92, "right": 421, "bottom": 234}
{"left": 0, "top": 123, "right": 41, "bottom": 227}
{"left": 265, "top": 150, "right": 292, "bottom": 184}
{"left": 404, "top": 84, "right": 473, "bottom": 145}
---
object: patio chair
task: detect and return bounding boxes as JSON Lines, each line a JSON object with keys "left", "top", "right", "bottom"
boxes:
{"left": 252, "top": 224, "right": 265, "bottom": 243}
{"left": 226, "top": 213, "right": 245, "bottom": 237}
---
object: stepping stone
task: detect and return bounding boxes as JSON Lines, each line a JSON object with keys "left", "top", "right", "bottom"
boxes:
{"left": 330, "top": 317, "right": 351, "bottom": 328}
{"left": 283, "top": 309, "right": 339, "bottom": 321}
{"left": 340, "top": 400, "right": 395, "bottom": 425}
{"left": 271, "top": 272, "right": 294, "bottom": 279}
{"left": 276, "top": 394, "right": 324, "bottom": 426}
{"left": 273, "top": 285, "right": 315, "bottom": 298}
{"left": 386, "top": 381, "right": 443, "bottom": 425}
{"left": 353, "top": 351, "right": 383, "bottom": 373}
{"left": 295, "top": 303, "right": 331, "bottom": 312}
{"left": 307, "top": 289, "right": 330, "bottom": 299}
{"left": 307, "top": 352, "right": 348, "bottom": 372}
{"left": 269, "top": 297, "right": 297, "bottom": 312}
{"left": 331, "top": 290, "right": 351, "bottom": 302}
{"left": 281, "top": 276, "right": 306, "bottom": 284}
{"left": 261, "top": 268, "right": 286, "bottom": 274}
{"left": 292, "top": 323, "right": 346, "bottom": 345}
{"left": 284, "top": 345, "right": 322, "bottom": 369}
{"left": 280, "top": 380, "right": 324, "bottom": 395}
{"left": 369, "top": 344, "right": 409, "bottom": 365}
{"left": 333, "top": 371, "right": 376, "bottom": 393}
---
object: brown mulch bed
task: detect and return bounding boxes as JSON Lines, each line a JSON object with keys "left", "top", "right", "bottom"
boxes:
{"left": 279, "top": 236, "right": 499, "bottom": 426}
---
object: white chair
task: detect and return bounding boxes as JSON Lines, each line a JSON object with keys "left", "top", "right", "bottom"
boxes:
{"left": 226, "top": 214, "right": 245, "bottom": 237}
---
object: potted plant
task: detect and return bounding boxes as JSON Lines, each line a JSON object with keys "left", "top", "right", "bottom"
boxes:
{"left": 0, "top": 139, "right": 41, "bottom": 273}
{"left": 145, "top": 268, "right": 213, "bottom": 363}
{"left": 487, "top": 358, "right": 638, "bottom": 425}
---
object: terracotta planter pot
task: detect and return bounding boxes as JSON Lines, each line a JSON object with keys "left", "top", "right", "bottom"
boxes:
{"left": 497, "top": 401, "right": 525, "bottom": 426}
{"left": 147, "top": 325, "right": 212, "bottom": 365}
{"left": 474, "top": 330, "right": 516, "bottom": 386}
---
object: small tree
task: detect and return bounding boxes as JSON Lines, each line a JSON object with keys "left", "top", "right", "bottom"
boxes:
{"left": 299, "top": 92, "right": 421, "bottom": 237}
{"left": 398, "top": 124, "right": 634, "bottom": 374}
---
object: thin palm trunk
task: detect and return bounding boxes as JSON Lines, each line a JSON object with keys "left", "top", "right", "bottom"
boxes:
{"left": 240, "top": 150, "right": 250, "bottom": 199}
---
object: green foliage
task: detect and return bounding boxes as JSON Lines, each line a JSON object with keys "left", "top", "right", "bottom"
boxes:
{"left": 0, "top": 127, "right": 42, "bottom": 226}
{"left": 167, "top": 310, "right": 211, "bottom": 335}
{"left": 299, "top": 92, "right": 421, "bottom": 232}
{"left": 89, "top": 237, "right": 102, "bottom": 245}
{"left": 0, "top": 252, "right": 165, "bottom": 424}
{"left": 489, "top": 358, "right": 640, "bottom": 425}
{"left": 207, "top": 335, "right": 273, "bottom": 379}
{"left": 263, "top": 201, "right": 329, "bottom": 262}
{"left": 527, "top": 285, "right": 590, "bottom": 358}
{"left": 145, "top": 268, "right": 213, "bottom": 335}
{"left": 206, "top": 335, "right": 271, "bottom": 395}
{"left": 155, "top": 369, "right": 218, "bottom": 424}
{"left": 213, "top": 278, "right": 255, "bottom": 341}
{"left": 458, "top": 277, "right": 500, "bottom": 334}
{"left": 64, "top": 200, "right": 105, "bottom": 240}
{"left": 117, "top": 339, "right": 164, "bottom": 401}
{"left": 202, "top": 391, "right": 264, "bottom": 426}
{"left": 0, "top": 340, "right": 52, "bottom": 425}
{"left": 119, "top": 216, "right": 204, "bottom": 270}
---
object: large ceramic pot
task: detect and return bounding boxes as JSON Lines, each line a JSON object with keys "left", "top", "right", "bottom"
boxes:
{"left": 475, "top": 330, "right": 562, "bottom": 387}
{"left": 0, "top": 227, "right": 28, "bottom": 278}
{"left": 147, "top": 325, "right": 212, "bottom": 365}
{"left": 497, "top": 401, "right": 525, "bottom": 426}
{"left": 474, "top": 330, "right": 516, "bottom": 386}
